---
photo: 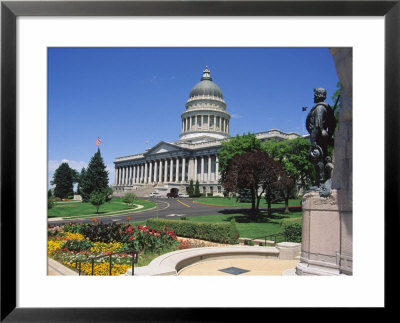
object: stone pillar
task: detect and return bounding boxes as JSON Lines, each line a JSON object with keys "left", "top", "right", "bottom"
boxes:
{"left": 170, "top": 159, "right": 174, "bottom": 182}
{"left": 181, "top": 157, "right": 186, "bottom": 183}
{"left": 188, "top": 158, "right": 194, "bottom": 181}
{"left": 158, "top": 160, "right": 162, "bottom": 183}
{"left": 114, "top": 167, "right": 118, "bottom": 185}
{"left": 207, "top": 155, "right": 211, "bottom": 183}
{"left": 121, "top": 167, "right": 126, "bottom": 185}
{"left": 175, "top": 158, "right": 180, "bottom": 182}
{"left": 144, "top": 162, "right": 148, "bottom": 184}
{"left": 194, "top": 157, "right": 198, "bottom": 182}
{"left": 154, "top": 161, "right": 158, "bottom": 183}
{"left": 164, "top": 160, "right": 168, "bottom": 182}
{"left": 296, "top": 48, "right": 353, "bottom": 276}
{"left": 200, "top": 156, "right": 205, "bottom": 183}
{"left": 133, "top": 165, "right": 136, "bottom": 184}
{"left": 149, "top": 162, "right": 153, "bottom": 184}
{"left": 216, "top": 156, "right": 219, "bottom": 183}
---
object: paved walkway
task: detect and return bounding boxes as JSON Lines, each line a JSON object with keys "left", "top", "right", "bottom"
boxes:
{"left": 178, "top": 258, "right": 298, "bottom": 276}
{"left": 48, "top": 258, "right": 78, "bottom": 276}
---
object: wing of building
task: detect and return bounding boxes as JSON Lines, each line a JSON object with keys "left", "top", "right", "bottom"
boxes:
{"left": 113, "top": 67, "right": 303, "bottom": 197}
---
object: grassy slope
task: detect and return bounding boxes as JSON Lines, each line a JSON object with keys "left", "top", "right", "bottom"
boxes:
{"left": 48, "top": 198, "right": 156, "bottom": 219}
{"left": 186, "top": 211, "right": 302, "bottom": 239}
{"left": 194, "top": 197, "right": 302, "bottom": 208}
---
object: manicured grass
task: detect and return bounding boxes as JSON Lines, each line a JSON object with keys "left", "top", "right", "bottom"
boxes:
{"left": 194, "top": 197, "right": 302, "bottom": 208}
{"left": 48, "top": 198, "right": 156, "bottom": 219}
{"left": 185, "top": 211, "right": 302, "bottom": 239}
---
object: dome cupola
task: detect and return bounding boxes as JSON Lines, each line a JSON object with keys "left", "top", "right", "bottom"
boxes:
{"left": 180, "top": 67, "right": 231, "bottom": 142}
{"left": 188, "top": 66, "right": 224, "bottom": 100}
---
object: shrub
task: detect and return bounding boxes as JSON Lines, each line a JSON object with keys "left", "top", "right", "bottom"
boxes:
{"left": 122, "top": 193, "right": 136, "bottom": 205}
{"left": 146, "top": 218, "right": 239, "bottom": 244}
{"left": 48, "top": 198, "right": 54, "bottom": 209}
{"left": 283, "top": 223, "right": 302, "bottom": 243}
{"left": 280, "top": 217, "right": 302, "bottom": 229}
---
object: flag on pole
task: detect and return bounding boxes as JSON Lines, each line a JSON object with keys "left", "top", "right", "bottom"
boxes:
{"left": 96, "top": 137, "right": 102, "bottom": 146}
{"left": 302, "top": 107, "right": 307, "bottom": 111}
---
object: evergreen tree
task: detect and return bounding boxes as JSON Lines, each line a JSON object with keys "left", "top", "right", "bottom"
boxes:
{"left": 187, "top": 180, "right": 194, "bottom": 196}
{"left": 194, "top": 180, "right": 200, "bottom": 197}
{"left": 51, "top": 162, "right": 75, "bottom": 198}
{"left": 80, "top": 149, "right": 109, "bottom": 202}
{"left": 76, "top": 167, "right": 86, "bottom": 195}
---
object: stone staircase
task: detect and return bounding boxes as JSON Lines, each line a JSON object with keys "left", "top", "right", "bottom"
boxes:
{"left": 113, "top": 184, "right": 157, "bottom": 198}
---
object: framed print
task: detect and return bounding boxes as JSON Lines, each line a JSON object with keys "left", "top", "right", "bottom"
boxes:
{"left": 1, "top": 0, "right": 398, "bottom": 320}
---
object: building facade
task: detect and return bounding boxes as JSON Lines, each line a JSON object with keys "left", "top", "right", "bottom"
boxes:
{"left": 113, "top": 67, "right": 302, "bottom": 196}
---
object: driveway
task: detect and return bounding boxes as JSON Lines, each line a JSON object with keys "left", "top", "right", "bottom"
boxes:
{"left": 48, "top": 198, "right": 239, "bottom": 225}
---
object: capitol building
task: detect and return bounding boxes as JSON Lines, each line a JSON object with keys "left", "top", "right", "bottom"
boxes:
{"left": 113, "top": 67, "right": 301, "bottom": 197}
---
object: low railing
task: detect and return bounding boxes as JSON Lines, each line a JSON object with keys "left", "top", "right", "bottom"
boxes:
{"left": 74, "top": 249, "right": 139, "bottom": 276}
{"left": 243, "top": 232, "right": 287, "bottom": 246}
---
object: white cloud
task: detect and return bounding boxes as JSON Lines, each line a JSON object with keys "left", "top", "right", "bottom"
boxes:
{"left": 230, "top": 114, "right": 243, "bottom": 119}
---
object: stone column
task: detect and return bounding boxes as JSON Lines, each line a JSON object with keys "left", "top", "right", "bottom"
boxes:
{"left": 164, "top": 160, "right": 168, "bottom": 182}
{"left": 158, "top": 160, "right": 163, "bottom": 183}
{"left": 132, "top": 165, "right": 136, "bottom": 184}
{"left": 200, "top": 156, "right": 204, "bottom": 183}
{"left": 188, "top": 158, "right": 193, "bottom": 181}
{"left": 170, "top": 159, "right": 174, "bottom": 182}
{"left": 175, "top": 158, "right": 180, "bottom": 182}
{"left": 114, "top": 167, "right": 118, "bottom": 185}
{"left": 215, "top": 156, "right": 219, "bottom": 183}
{"left": 149, "top": 161, "right": 153, "bottom": 184}
{"left": 194, "top": 157, "right": 198, "bottom": 182}
{"left": 144, "top": 162, "right": 148, "bottom": 184}
{"left": 121, "top": 167, "right": 126, "bottom": 185}
{"left": 154, "top": 161, "right": 158, "bottom": 183}
{"left": 207, "top": 155, "right": 211, "bottom": 183}
{"left": 181, "top": 157, "right": 186, "bottom": 183}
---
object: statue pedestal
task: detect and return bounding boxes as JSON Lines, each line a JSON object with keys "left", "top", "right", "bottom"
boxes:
{"left": 296, "top": 190, "right": 351, "bottom": 276}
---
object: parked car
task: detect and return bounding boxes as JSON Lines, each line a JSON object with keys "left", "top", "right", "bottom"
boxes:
{"left": 149, "top": 192, "right": 161, "bottom": 197}
{"left": 167, "top": 192, "right": 179, "bottom": 198}
{"left": 178, "top": 193, "right": 189, "bottom": 198}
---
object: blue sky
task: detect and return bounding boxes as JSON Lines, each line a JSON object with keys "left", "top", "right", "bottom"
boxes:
{"left": 48, "top": 47, "right": 339, "bottom": 187}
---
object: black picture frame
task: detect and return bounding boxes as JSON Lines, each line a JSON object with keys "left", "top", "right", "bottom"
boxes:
{"left": 1, "top": 0, "right": 398, "bottom": 320}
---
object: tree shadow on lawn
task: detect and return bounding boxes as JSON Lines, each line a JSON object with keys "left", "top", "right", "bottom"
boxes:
{"left": 217, "top": 209, "right": 291, "bottom": 224}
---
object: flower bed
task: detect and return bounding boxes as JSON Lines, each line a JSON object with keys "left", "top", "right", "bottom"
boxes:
{"left": 47, "top": 221, "right": 180, "bottom": 276}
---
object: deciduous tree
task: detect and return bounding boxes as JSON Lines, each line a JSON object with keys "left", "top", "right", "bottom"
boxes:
{"left": 223, "top": 150, "right": 282, "bottom": 214}
{"left": 217, "top": 133, "right": 262, "bottom": 184}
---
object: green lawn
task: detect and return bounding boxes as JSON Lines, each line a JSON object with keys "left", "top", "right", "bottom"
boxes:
{"left": 194, "top": 197, "right": 302, "bottom": 208}
{"left": 48, "top": 198, "right": 156, "bottom": 219}
{"left": 186, "top": 211, "right": 302, "bottom": 239}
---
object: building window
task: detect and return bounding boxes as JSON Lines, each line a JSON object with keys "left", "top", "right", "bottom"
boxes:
{"left": 210, "top": 116, "right": 214, "bottom": 127}
{"left": 197, "top": 115, "right": 202, "bottom": 127}
{"left": 203, "top": 186, "right": 206, "bottom": 194}
{"left": 210, "top": 186, "right": 213, "bottom": 193}
{"left": 203, "top": 115, "right": 208, "bottom": 126}
{"left": 216, "top": 116, "right": 220, "bottom": 128}
{"left": 218, "top": 186, "right": 221, "bottom": 193}
{"left": 192, "top": 116, "right": 195, "bottom": 126}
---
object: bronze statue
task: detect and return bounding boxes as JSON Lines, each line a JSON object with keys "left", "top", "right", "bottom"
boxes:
{"left": 306, "top": 88, "right": 337, "bottom": 195}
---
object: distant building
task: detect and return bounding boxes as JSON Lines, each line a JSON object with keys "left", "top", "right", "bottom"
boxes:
{"left": 113, "top": 67, "right": 302, "bottom": 196}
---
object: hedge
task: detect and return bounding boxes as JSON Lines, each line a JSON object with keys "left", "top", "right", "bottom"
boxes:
{"left": 280, "top": 217, "right": 302, "bottom": 229}
{"left": 146, "top": 218, "right": 239, "bottom": 244}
